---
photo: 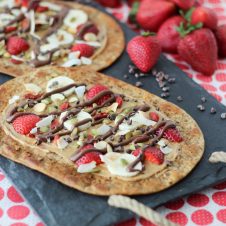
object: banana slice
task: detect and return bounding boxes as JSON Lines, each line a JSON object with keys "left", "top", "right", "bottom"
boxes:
{"left": 47, "top": 29, "right": 74, "bottom": 46}
{"left": 64, "top": 9, "right": 88, "bottom": 30}
{"left": 101, "top": 153, "right": 142, "bottom": 177}
{"left": 76, "top": 111, "right": 92, "bottom": 131}
{"left": 46, "top": 76, "right": 75, "bottom": 96}
{"left": 0, "top": 14, "right": 15, "bottom": 26}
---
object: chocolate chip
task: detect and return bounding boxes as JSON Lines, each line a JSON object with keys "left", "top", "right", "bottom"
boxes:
{"left": 129, "top": 68, "right": 134, "bottom": 74}
{"left": 139, "top": 73, "right": 145, "bottom": 77}
{"left": 220, "top": 113, "right": 226, "bottom": 119}
{"left": 201, "top": 97, "right": 207, "bottom": 103}
{"left": 197, "top": 104, "right": 205, "bottom": 111}
{"left": 123, "top": 74, "right": 128, "bottom": 79}
{"left": 168, "top": 78, "right": 176, "bottom": 84}
{"left": 162, "top": 86, "right": 170, "bottom": 92}
{"left": 210, "top": 107, "right": 216, "bottom": 114}
{"left": 159, "top": 81, "right": 166, "bottom": 88}
{"left": 134, "top": 73, "right": 139, "bottom": 78}
{"left": 161, "top": 92, "right": 170, "bottom": 98}
{"left": 135, "top": 81, "right": 143, "bottom": 87}
{"left": 152, "top": 69, "right": 157, "bottom": 76}
{"left": 177, "top": 96, "right": 183, "bottom": 102}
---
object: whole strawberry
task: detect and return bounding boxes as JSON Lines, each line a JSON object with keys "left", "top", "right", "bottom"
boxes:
{"left": 178, "top": 28, "right": 218, "bottom": 76}
{"left": 170, "top": 0, "right": 195, "bottom": 11}
{"left": 127, "top": 33, "right": 161, "bottom": 72}
{"left": 136, "top": 0, "right": 176, "bottom": 31}
{"left": 71, "top": 43, "right": 94, "bottom": 58}
{"left": 157, "top": 16, "right": 185, "bottom": 53}
{"left": 95, "top": 0, "right": 121, "bottom": 8}
{"left": 191, "top": 7, "right": 218, "bottom": 31}
{"left": 86, "top": 84, "right": 111, "bottom": 105}
{"left": 215, "top": 24, "right": 226, "bottom": 58}
{"left": 12, "top": 115, "right": 40, "bottom": 135}
{"left": 7, "top": 36, "right": 29, "bottom": 55}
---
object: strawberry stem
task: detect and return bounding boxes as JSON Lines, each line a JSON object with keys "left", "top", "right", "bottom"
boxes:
{"left": 141, "top": 31, "right": 156, "bottom": 37}
{"left": 179, "top": 7, "right": 195, "bottom": 22}
{"left": 176, "top": 21, "right": 203, "bottom": 37}
{"left": 128, "top": 1, "right": 140, "bottom": 23}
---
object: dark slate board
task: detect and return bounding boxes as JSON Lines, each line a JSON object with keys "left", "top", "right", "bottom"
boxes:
{"left": 1, "top": 2, "right": 226, "bottom": 226}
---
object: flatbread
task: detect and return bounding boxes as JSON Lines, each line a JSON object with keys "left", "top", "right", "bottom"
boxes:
{"left": 0, "top": 0, "right": 124, "bottom": 77}
{"left": 0, "top": 68, "right": 204, "bottom": 195}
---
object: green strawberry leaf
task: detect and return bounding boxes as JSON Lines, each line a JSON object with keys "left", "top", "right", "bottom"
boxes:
{"left": 128, "top": 1, "right": 140, "bottom": 24}
{"left": 141, "top": 31, "right": 156, "bottom": 37}
{"left": 179, "top": 7, "right": 196, "bottom": 22}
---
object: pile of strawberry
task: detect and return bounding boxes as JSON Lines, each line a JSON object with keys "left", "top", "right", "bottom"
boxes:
{"left": 97, "top": 0, "right": 226, "bottom": 76}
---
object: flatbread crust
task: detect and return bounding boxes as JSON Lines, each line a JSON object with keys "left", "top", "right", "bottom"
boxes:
{"left": 0, "top": 0, "right": 125, "bottom": 77}
{"left": 0, "top": 68, "right": 204, "bottom": 195}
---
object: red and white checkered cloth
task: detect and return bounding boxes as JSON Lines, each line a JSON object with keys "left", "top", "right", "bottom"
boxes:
{"left": 1, "top": 0, "right": 226, "bottom": 225}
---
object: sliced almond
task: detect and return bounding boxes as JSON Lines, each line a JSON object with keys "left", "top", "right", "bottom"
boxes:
{"left": 51, "top": 93, "right": 65, "bottom": 102}
{"left": 34, "top": 103, "right": 46, "bottom": 113}
{"left": 84, "top": 33, "right": 97, "bottom": 42}
{"left": 24, "top": 83, "right": 42, "bottom": 94}
{"left": 81, "top": 57, "right": 92, "bottom": 65}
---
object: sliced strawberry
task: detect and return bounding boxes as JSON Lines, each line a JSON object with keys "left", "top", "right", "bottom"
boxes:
{"left": 51, "top": 119, "right": 60, "bottom": 130}
{"left": 53, "top": 135, "right": 60, "bottom": 144}
{"left": 94, "top": 112, "right": 108, "bottom": 120}
{"left": 77, "top": 24, "right": 99, "bottom": 39}
{"left": 71, "top": 43, "right": 94, "bottom": 58}
{"left": 156, "top": 127, "right": 183, "bottom": 142}
{"left": 11, "top": 58, "right": 23, "bottom": 64}
{"left": 24, "top": 93, "right": 42, "bottom": 100}
{"left": 86, "top": 85, "right": 111, "bottom": 105}
{"left": 149, "top": 112, "right": 159, "bottom": 122}
{"left": 36, "top": 6, "right": 49, "bottom": 13}
{"left": 116, "top": 96, "right": 123, "bottom": 108}
{"left": 144, "top": 147, "right": 164, "bottom": 165}
{"left": 5, "top": 26, "right": 17, "bottom": 33}
{"left": 7, "top": 36, "right": 29, "bottom": 55}
{"left": 21, "top": 18, "right": 30, "bottom": 31}
{"left": 21, "top": 0, "right": 29, "bottom": 7}
{"left": 59, "top": 102, "right": 70, "bottom": 111}
{"left": 132, "top": 149, "right": 142, "bottom": 156}
{"left": 75, "top": 144, "right": 102, "bottom": 166}
{"left": 12, "top": 115, "right": 40, "bottom": 135}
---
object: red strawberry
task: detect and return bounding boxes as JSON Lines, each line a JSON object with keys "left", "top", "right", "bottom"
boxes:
{"left": 77, "top": 24, "right": 99, "bottom": 39}
{"left": 7, "top": 36, "right": 29, "bottom": 55}
{"left": 12, "top": 115, "right": 40, "bottom": 135}
{"left": 127, "top": 33, "right": 161, "bottom": 72}
{"left": 157, "top": 16, "right": 185, "bottom": 53}
{"left": 53, "top": 135, "right": 60, "bottom": 144}
{"left": 5, "top": 26, "right": 17, "bottom": 33}
{"left": 94, "top": 112, "right": 108, "bottom": 120}
{"left": 136, "top": 0, "right": 176, "bottom": 31}
{"left": 215, "top": 25, "right": 226, "bottom": 58}
{"left": 21, "top": 18, "right": 30, "bottom": 31}
{"left": 191, "top": 7, "right": 218, "bottom": 31}
{"left": 11, "top": 58, "right": 23, "bottom": 64}
{"left": 170, "top": 0, "right": 195, "bottom": 10}
{"left": 50, "top": 119, "right": 60, "bottom": 130}
{"left": 95, "top": 0, "right": 121, "bottom": 8}
{"left": 24, "top": 93, "right": 42, "bottom": 100}
{"left": 86, "top": 85, "right": 111, "bottom": 105}
{"left": 144, "top": 147, "right": 164, "bottom": 165}
{"left": 178, "top": 28, "right": 218, "bottom": 76}
{"left": 156, "top": 127, "right": 183, "bottom": 142}
{"left": 71, "top": 44, "right": 94, "bottom": 58}
{"left": 149, "top": 112, "right": 159, "bottom": 122}
{"left": 59, "top": 102, "right": 70, "bottom": 111}
{"left": 75, "top": 144, "right": 102, "bottom": 166}
{"left": 36, "top": 6, "right": 49, "bottom": 13}
{"left": 116, "top": 96, "right": 123, "bottom": 108}
{"left": 132, "top": 147, "right": 164, "bottom": 165}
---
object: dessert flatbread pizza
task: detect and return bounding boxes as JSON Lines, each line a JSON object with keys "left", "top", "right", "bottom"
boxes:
{"left": 0, "top": 68, "right": 204, "bottom": 195}
{"left": 0, "top": 0, "right": 124, "bottom": 77}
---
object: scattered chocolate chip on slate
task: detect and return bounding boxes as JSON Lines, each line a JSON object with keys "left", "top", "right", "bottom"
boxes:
{"left": 139, "top": 73, "right": 145, "bottom": 77}
{"left": 134, "top": 73, "right": 139, "bottom": 78}
{"left": 168, "top": 78, "right": 176, "bottom": 84}
{"left": 161, "top": 92, "right": 170, "bottom": 98}
{"left": 152, "top": 69, "right": 157, "bottom": 76}
{"left": 162, "top": 86, "right": 170, "bottom": 92}
{"left": 123, "top": 74, "right": 128, "bottom": 79}
{"left": 201, "top": 97, "right": 207, "bottom": 103}
{"left": 220, "top": 113, "right": 226, "bottom": 119}
{"left": 177, "top": 96, "right": 183, "bottom": 102}
{"left": 210, "top": 107, "right": 216, "bottom": 114}
{"left": 197, "top": 104, "right": 205, "bottom": 111}
{"left": 135, "top": 81, "right": 143, "bottom": 87}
